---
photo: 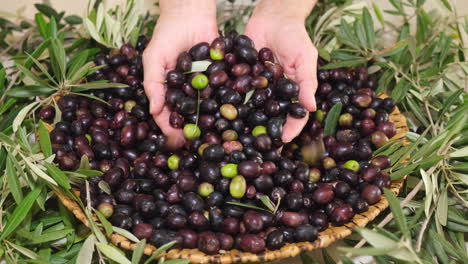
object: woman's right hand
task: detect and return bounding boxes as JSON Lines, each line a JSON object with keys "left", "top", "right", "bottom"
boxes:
{"left": 143, "top": 0, "right": 218, "bottom": 150}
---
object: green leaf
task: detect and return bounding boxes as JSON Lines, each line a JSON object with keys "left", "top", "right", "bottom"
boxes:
{"left": 49, "top": 17, "right": 57, "bottom": 38}
{"left": 132, "top": 239, "right": 146, "bottom": 264}
{"left": 144, "top": 240, "right": 177, "bottom": 264}
{"left": 225, "top": 202, "right": 270, "bottom": 213}
{"left": 112, "top": 227, "right": 139, "bottom": 243}
{"left": 339, "top": 246, "right": 395, "bottom": 256}
{"left": 64, "top": 15, "right": 83, "bottom": 25}
{"left": 300, "top": 253, "right": 319, "bottom": 264}
{"left": 372, "top": 2, "right": 385, "bottom": 27}
{"left": 35, "top": 4, "right": 59, "bottom": 20}
{"left": 320, "top": 59, "right": 367, "bottom": 70}
{"left": 13, "top": 102, "right": 39, "bottom": 133}
{"left": 436, "top": 188, "right": 448, "bottom": 226}
{"left": 24, "top": 40, "right": 50, "bottom": 69}
{"left": 163, "top": 260, "right": 189, "bottom": 264}
{"left": 323, "top": 103, "right": 343, "bottom": 137}
{"left": 76, "top": 235, "right": 95, "bottom": 264}
{"left": 440, "top": 0, "right": 452, "bottom": 11}
{"left": 356, "top": 228, "right": 398, "bottom": 249}
{"left": 321, "top": 249, "right": 336, "bottom": 264}
{"left": 186, "top": 61, "right": 211, "bottom": 73}
{"left": 6, "top": 86, "right": 55, "bottom": 98}
{"left": 383, "top": 189, "right": 409, "bottom": 237}
{"left": 95, "top": 210, "right": 113, "bottom": 236}
{"left": 318, "top": 48, "right": 331, "bottom": 61}
{"left": 259, "top": 195, "right": 276, "bottom": 212}
{"left": 28, "top": 229, "right": 73, "bottom": 244}
{"left": 39, "top": 121, "right": 52, "bottom": 158}
{"left": 74, "top": 169, "right": 103, "bottom": 177}
{"left": 438, "top": 88, "right": 463, "bottom": 123}
{"left": 0, "top": 188, "right": 42, "bottom": 242}
{"left": 96, "top": 243, "right": 131, "bottom": 264}
{"left": 6, "top": 156, "right": 23, "bottom": 203}
{"left": 44, "top": 163, "right": 71, "bottom": 190}
{"left": 49, "top": 38, "right": 66, "bottom": 83}
{"left": 35, "top": 13, "right": 49, "bottom": 38}
{"left": 15, "top": 62, "right": 51, "bottom": 88}
{"left": 354, "top": 20, "right": 368, "bottom": 49}
{"left": 70, "top": 81, "right": 128, "bottom": 91}
{"left": 362, "top": 8, "right": 375, "bottom": 48}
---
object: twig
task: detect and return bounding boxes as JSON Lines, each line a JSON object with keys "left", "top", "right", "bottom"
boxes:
{"left": 415, "top": 206, "right": 435, "bottom": 251}
{"left": 0, "top": 71, "right": 20, "bottom": 103}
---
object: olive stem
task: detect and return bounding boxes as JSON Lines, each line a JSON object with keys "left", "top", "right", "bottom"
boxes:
{"left": 195, "top": 90, "right": 201, "bottom": 126}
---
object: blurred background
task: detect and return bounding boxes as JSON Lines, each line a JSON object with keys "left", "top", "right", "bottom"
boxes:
{"left": 1, "top": 0, "right": 467, "bottom": 21}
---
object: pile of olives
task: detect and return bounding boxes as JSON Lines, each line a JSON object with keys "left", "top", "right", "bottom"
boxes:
{"left": 42, "top": 31, "right": 397, "bottom": 255}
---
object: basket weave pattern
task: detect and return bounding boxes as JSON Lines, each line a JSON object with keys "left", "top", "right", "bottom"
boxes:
{"left": 57, "top": 93, "right": 408, "bottom": 264}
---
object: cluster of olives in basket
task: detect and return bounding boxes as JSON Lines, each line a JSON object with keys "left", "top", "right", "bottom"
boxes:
{"left": 41, "top": 31, "right": 397, "bottom": 255}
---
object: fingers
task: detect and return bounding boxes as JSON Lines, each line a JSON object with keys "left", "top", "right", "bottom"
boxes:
{"left": 281, "top": 112, "right": 309, "bottom": 143}
{"left": 153, "top": 105, "right": 186, "bottom": 150}
{"left": 143, "top": 50, "right": 167, "bottom": 117}
{"left": 295, "top": 45, "right": 318, "bottom": 112}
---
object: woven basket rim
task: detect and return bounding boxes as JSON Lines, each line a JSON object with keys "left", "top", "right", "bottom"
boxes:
{"left": 56, "top": 92, "right": 409, "bottom": 264}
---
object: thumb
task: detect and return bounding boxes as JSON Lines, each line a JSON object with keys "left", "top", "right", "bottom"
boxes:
{"left": 143, "top": 52, "right": 166, "bottom": 117}
{"left": 281, "top": 112, "right": 309, "bottom": 143}
{"left": 295, "top": 46, "right": 318, "bottom": 112}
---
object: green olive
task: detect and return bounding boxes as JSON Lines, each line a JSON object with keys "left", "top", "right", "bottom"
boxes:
{"left": 222, "top": 129, "right": 238, "bottom": 141}
{"left": 323, "top": 157, "right": 336, "bottom": 169}
{"left": 198, "top": 182, "right": 214, "bottom": 197}
{"left": 315, "top": 109, "right": 325, "bottom": 123}
{"left": 85, "top": 134, "right": 92, "bottom": 144}
{"left": 220, "top": 104, "right": 238, "bottom": 120}
{"left": 210, "top": 48, "right": 224, "bottom": 61}
{"left": 221, "top": 163, "right": 238, "bottom": 178}
{"left": 124, "top": 100, "right": 136, "bottom": 112}
{"left": 343, "top": 160, "right": 360, "bottom": 172}
{"left": 97, "top": 202, "right": 114, "bottom": 218}
{"left": 191, "top": 74, "right": 209, "bottom": 90}
{"left": 230, "top": 175, "right": 246, "bottom": 199}
{"left": 183, "top": 123, "right": 201, "bottom": 140}
{"left": 168, "top": 154, "right": 180, "bottom": 170}
{"left": 309, "top": 168, "right": 321, "bottom": 182}
{"left": 252, "top": 125, "right": 267, "bottom": 137}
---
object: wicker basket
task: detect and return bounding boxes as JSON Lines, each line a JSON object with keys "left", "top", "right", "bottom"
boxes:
{"left": 56, "top": 93, "right": 408, "bottom": 264}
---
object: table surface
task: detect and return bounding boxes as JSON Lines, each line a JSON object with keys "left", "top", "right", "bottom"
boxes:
{"left": 0, "top": 0, "right": 466, "bottom": 263}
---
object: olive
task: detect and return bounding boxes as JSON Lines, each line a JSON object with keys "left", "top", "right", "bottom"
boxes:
{"left": 361, "top": 166, "right": 380, "bottom": 183}
{"left": 254, "top": 134, "right": 272, "bottom": 152}
{"left": 209, "top": 208, "right": 225, "bottom": 232}
{"left": 336, "top": 129, "right": 359, "bottom": 143}
{"left": 276, "top": 78, "right": 299, "bottom": 99}
{"left": 330, "top": 204, "right": 354, "bottom": 226}
{"left": 243, "top": 211, "right": 264, "bottom": 233}
{"left": 169, "top": 112, "right": 184, "bottom": 128}
{"left": 177, "top": 229, "right": 198, "bottom": 249}
{"left": 189, "top": 42, "right": 210, "bottom": 60}
{"left": 97, "top": 202, "right": 114, "bottom": 218}
{"left": 198, "top": 182, "right": 214, "bottom": 197}
{"left": 188, "top": 211, "right": 209, "bottom": 231}
{"left": 206, "top": 191, "right": 224, "bottom": 207}
{"left": 235, "top": 45, "right": 258, "bottom": 65}
{"left": 183, "top": 124, "right": 201, "bottom": 140}
{"left": 361, "top": 184, "right": 382, "bottom": 205}
{"left": 110, "top": 213, "right": 132, "bottom": 230}
{"left": 371, "top": 155, "right": 391, "bottom": 169}
{"left": 323, "top": 157, "right": 336, "bottom": 169}
{"left": 375, "top": 173, "right": 391, "bottom": 189}
{"left": 266, "top": 117, "right": 284, "bottom": 139}
{"left": 253, "top": 175, "right": 274, "bottom": 193}
{"left": 312, "top": 184, "right": 334, "bottom": 204}
{"left": 266, "top": 230, "right": 284, "bottom": 250}
{"left": 238, "top": 161, "right": 261, "bottom": 179}
{"left": 230, "top": 175, "right": 247, "bottom": 198}
{"left": 339, "top": 113, "right": 353, "bottom": 128}
{"left": 353, "top": 198, "right": 369, "bottom": 213}
{"left": 234, "top": 34, "right": 253, "bottom": 47}
{"left": 132, "top": 223, "right": 154, "bottom": 240}
{"left": 361, "top": 108, "right": 376, "bottom": 120}
{"left": 221, "top": 163, "right": 238, "bottom": 178}
{"left": 343, "top": 160, "right": 360, "bottom": 172}
{"left": 179, "top": 192, "right": 204, "bottom": 213}
{"left": 218, "top": 233, "right": 234, "bottom": 250}
{"left": 39, "top": 106, "right": 55, "bottom": 122}
{"left": 220, "top": 89, "right": 242, "bottom": 105}
{"left": 377, "top": 121, "right": 397, "bottom": 138}
{"left": 233, "top": 75, "right": 253, "bottom": 94}
{"left": 285, "top": 192, "right": 303, "bottom": 211}
{"left": 288, "top": 103, "right": 307, "bottom": 118}
{"left": 294, "top": 224, "right": 318, "bottom": 242}
{"left": 199, "top": 163, "right": 220, "bottom": 183}
{"left": 198, "top": 234, "right": 220, "bottom": 254}
{"left": 177, "top": 174, "right": 197, "bottom": 192}
{"left": 176, "top": 51, "right": 192, "bottom": 72}
{"left": 202, "top": 144, "right": 224, "bottom": 162}
{"left": 281, "top": 211, "right": 303, "bottom": 228}
{"left": 166, "top": 70, "right": 185, "bottom": 88}
{"left": 165, "top": 213, "right": 187, "bottom": 230}
{"left": 371, "top": 131, "right": 389, "bottom": 147}
{"left": 251, "top": 76, "right": 269, "bottom": 89}
{"left": 248, "top": 111, "right": 268, "bottom": 126}
{"left": 103, "top": 168, "right": 123, "bottom": 187}
{"left": 382, "top": 98, "right": 396, "bottom": 113}
{"left": 150, "top": 229, "right": 180, "bottom": 247}
{"left": 222, "top": 129, "right": 238, "bottom": 141}
{"left": 191, "top": 74, "right": 209, "bottom": 90}
{"left": 231, "top": 63, "right": 251, "bottom": 76}
{"left": 240, "top": 234, "right": 265, "bottom": 253}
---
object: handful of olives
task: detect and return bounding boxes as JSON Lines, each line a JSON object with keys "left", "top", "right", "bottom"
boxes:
{"left": 42, "top": 31, "right": 398, "bottom": 256}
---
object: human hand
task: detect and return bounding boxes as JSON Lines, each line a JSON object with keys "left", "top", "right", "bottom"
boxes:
{"left": 245, "top": 1, "right": 318, "bottom": 143}
{"left": 143, "top": 1, "right": 218, "bottom": 150}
